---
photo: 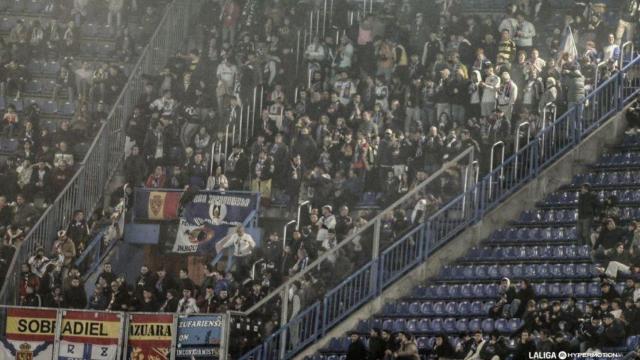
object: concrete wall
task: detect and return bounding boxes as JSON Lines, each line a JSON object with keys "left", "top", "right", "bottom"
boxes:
{"left": 294, "top": 108, "right": 629, "bottom": 359}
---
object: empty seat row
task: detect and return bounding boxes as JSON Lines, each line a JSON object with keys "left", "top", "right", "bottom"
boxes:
{"left": 489, "top": 226, "right": 577, "bottom": 243}
{"left": 594, "top": 151, "right": 640, "bottom": 167}
{"left": 412, "top": 282, "right": 602, "bottom": 300}
{"left": 438, "top": 263, "right": 596, "bottom": 280}
{"left": 518, "top": 209, "right": 578, "bottom": 223}
{"left": 382, "top": 300, "right": 495, "bottom": 317}
{"left": 571, "top": 171, "right": 640, "bottom": 187}
{"left": 545, "top": 189, "right": 640, "bottom": 205}
{"left": 464, "top": 245, "right": 590, "bottom": 261}
{"left": 372, "top": 317, "right": 524, "bottom": 335}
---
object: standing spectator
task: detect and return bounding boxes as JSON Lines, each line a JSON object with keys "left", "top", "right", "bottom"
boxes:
{"left": 107, "top": 0, "right": 125, "bottom": 28}
{"left": 497, "top": 71, "right": 518, "bottom": 123}
{"left": 577, "top": 183, "right": 599, "bottom": 246}
{"left": 616, "top": 0, "right": 640, "bottom": 45}
{"left": 481, "top": 66, "right": 500, "bottom": 117}
{"left": 221, "top": 0, "right": 240, "bottom": 44}
{"left": 222, "top": 225, "right": 256, "bottom": 279}
{"left": 346, "top": 333, "right": 368, "bottom": 360}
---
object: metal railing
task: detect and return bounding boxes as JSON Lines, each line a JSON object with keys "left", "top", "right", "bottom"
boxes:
{"left": 0, "top": 0, "right": 202, "bottom": 304}
{"left": 234, "top": 55, "right": 640, "bottom": 360}
{"left": 234, "top": 146, "right": 477, "bottom": 359}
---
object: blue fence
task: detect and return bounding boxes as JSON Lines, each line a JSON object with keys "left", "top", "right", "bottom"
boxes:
{"left": 234, "top": 55, "right": 640, "bottom": 360}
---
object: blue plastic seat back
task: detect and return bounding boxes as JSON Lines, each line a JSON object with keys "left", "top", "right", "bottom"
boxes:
{"left": 421, "top": 302, "right": 433, "bottom": 315}
{"left": 481, "top": 319, "right": 494, "bottom": 333}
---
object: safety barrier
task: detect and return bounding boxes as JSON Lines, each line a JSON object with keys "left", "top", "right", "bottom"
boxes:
{"left": 0, "top": 306, "right": 228, "bottom": 360}
{"left": 0, "top": 0, "right": 203, "bottom": 305}
{"left": 234, "top": 55, "right": 640, "bottom": 360}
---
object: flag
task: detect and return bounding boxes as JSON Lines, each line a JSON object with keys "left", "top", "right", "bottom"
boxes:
{"left": 134, "top": 190, "right": 181, "bottom": 221}
{"left": 557, "top": 25, "right": 578, "bottom": 68}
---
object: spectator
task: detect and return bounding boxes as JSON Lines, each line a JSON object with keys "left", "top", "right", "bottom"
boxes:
{"left": 345, "top": 333, "right": 367, "bottom": 360}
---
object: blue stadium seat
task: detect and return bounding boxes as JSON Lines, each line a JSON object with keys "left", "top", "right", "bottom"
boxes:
{"left": 58, "top": 101, "right": 75, "bottom": 116}
{"left": 588, "top": 283, "right": 601, "bottom": 297}
{"left": 495, "top": 318, "right": 508, "bottom": 333}
{"left": 485, "top": 284, "right": 499, "bottom": 297}
{"left": 460, "top": 284, "right": 473, "bottom": 298}
{"left": 432, "top": 302, "right": 445, "bottom": 316}
{"left": 445, "top": 302, "right": 457, "bottom": 316}
{"left": 469, "top": 301, "right": 483, "bottom": 315}
{"left": 408, "top": 302, "right": 420, "bottom": 315}
{"left": 355, "top": 320, "right": 370, "bottom": 333}
{"left": 448, "top": 285, "right": 461, "bottom": 298}
{"left": 418, "top": 319, "right": 430, "bottom": 333}
{"left": 41, "top": 100, "right": 57, "bottom": 114}
{"left": 468, "top": 318, "right": 481, "bottom": 333}
{"left": 397, "top": 302, "right": 409, "bottom": 314}
{"left": 481, "top": 319, "right": 494, "bottom": 333}
{"left": 420, "top": 302, "right": 433, "bottom": 315}
{"left": 430, "top": 318, "right": 443, "bottom": 333}
{"left": 548, "top": 283, "right": 562, "bottom": 297}
{"left": 574, "top": 283, "right": 587, "bottom": 297}
{"left": 508, "top": 319, "right": 523, "bottom": 333}
{"left": 443, "top": 318, "right": 456, "bottom": 333}
{"left": 406, "top": 319, "right": 417, "bottom": 333}
{"left": 458, "top": 301, "right": 471, "bottom": 316}
{"left": 382, "top": 303, "right": 396, "bottom": 315}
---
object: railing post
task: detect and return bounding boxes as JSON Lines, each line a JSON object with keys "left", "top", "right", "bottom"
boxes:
{"left": 618, "top": 70, "right": 624, "bottom": 111}
{"left": 372, "top": 218, "right": 381, "bottom": 294}
{"left": 279, "top": 285, "right": 289, "bottom": 359}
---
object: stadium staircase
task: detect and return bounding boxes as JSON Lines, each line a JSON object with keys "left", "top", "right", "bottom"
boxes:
{"left": 305, "top": 132, "right": 640, "bottom": 360}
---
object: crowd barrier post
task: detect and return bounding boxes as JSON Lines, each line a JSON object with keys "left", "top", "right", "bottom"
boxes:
{"left": 489, "top": 141, "right": 505, "bottom": 198}
{"left": 296, "top": 201, "right": 311, "bottom": 230}
{"left": 282, "top": 220, "right": 297, "bottom": 250}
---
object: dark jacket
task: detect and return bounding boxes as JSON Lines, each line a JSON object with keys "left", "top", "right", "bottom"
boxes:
{"left": 346, "top": 338, "right": 368, "bottom": 360}
{"left": 578, "top": 191, "right": 599, "bottom": 219}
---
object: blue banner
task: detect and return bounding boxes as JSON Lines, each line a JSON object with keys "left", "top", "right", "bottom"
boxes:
{"left": 174, "top": 314, "right": 224, "bottom": 359}
{"left": 172, "top": 192, "right": 258, "bottom": 254}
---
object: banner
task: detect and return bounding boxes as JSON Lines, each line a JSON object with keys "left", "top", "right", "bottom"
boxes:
{"left": 134, "top": 190, "right": 181, "bottom": 221}
{"left": 126, "top": 314, "right": 174, "bottom": 360}
{"left": 172, "top": 192, "right": 258, "bottom": 254}
{"left": 57, "top": 311, "right": 123, "bottom": 360}
{"left": 0, "top": 307, "right": 56, "bottom": 360}
{"left": 174, "top": 315, "right": 225, "bottom": 359}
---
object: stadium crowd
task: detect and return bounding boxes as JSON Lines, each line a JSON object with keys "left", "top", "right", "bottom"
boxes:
{"left": 0, "top": 0, "right": 168, "bottom": 285}
{"left": 3, "top": 0, "right": 640, "bottom": 359}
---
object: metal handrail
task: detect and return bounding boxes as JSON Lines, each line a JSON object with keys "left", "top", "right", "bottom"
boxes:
{"left": 234, "top": 55, "right": 640, "bottom": 360}
{"left": 0, "top": 0, "right": 202, "bottom": 303}
{"left": 489, "top": 141, "right": 505, "bottom": 198}
{"left": 239, "top": 146, "right": 475, "bottom": 316}
{"left": 282, "top": 220, "right": 297, "bottom": 250}
{"left": 595, "top": 60, "right": 609, "bottom": 87}
{"left": 296, "top": 201, "right": 311, "bottom": 230}
{"left": 514, "top": 121, "right": 531, "bottom": 174}
{"left": 621, "top": 41, "right": 634, "bottom": 70}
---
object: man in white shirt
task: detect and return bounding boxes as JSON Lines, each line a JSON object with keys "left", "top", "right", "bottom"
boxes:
{"left": 602, "top": 33, "right": 620, "bottom": 63}
{"left": 497, "top": 72, "right": 518, "bottom": 123}
{"left": 176, "top": 288, "right": 199, "bottom": 314}
{"left": 480, "top": 66, "right": 501, "bottom": 117}
{"left": 223, "top": 225, "right": 256, "bottom": 277}
{"left": 216, "top": 57, "right": 238, "bottom": 93}
{"left": 514, "top": 13, "right": 536, "bottom": 53}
